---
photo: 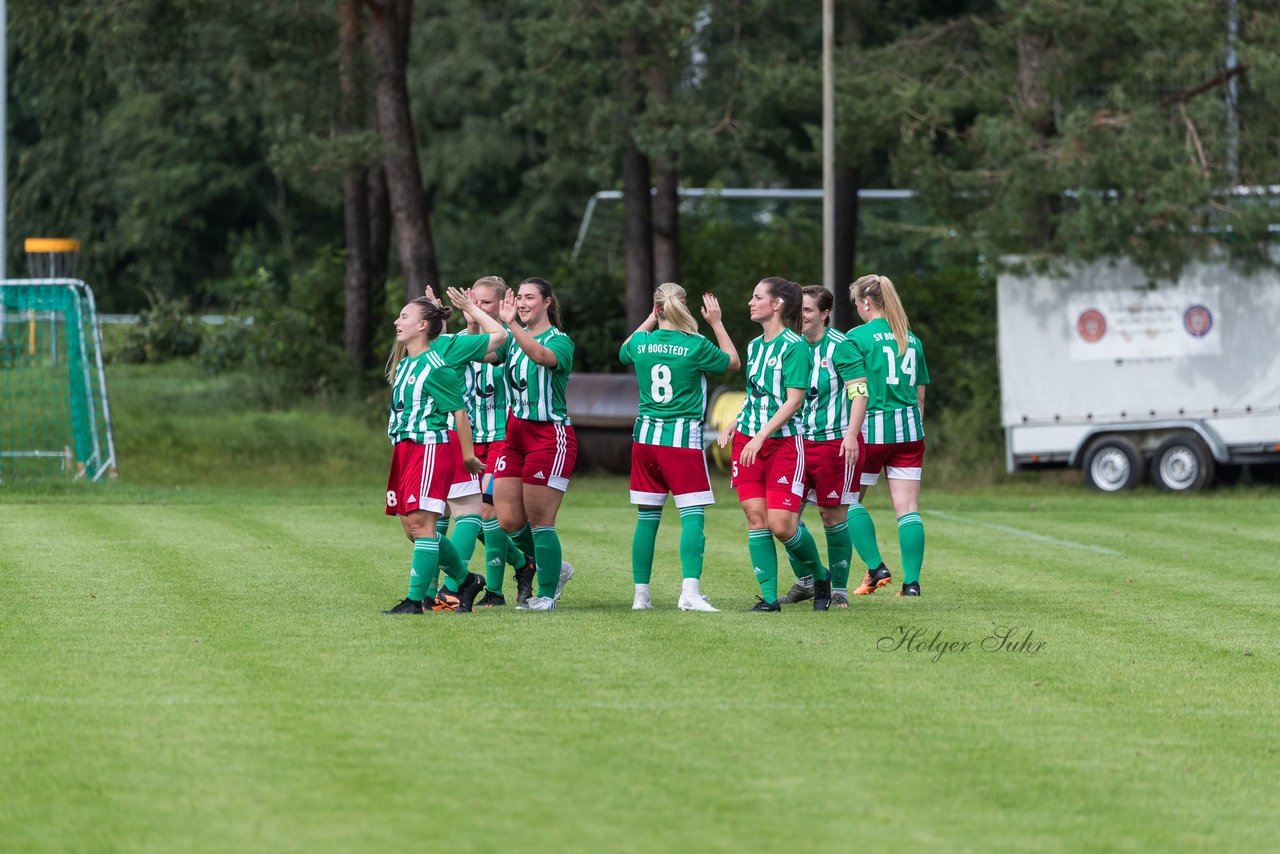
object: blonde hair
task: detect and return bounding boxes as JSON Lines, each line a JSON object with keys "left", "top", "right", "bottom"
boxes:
{"left": 654, "top": 282, "right": 698, "bottom": 334}
{"left": 850, "top": 275, "right": 910, "bottom": 356}
{"left": 385, "top": 297, "right": 454, "bottom": 383}
{"left": 471, "top": 275, "right": 507, "bottom": 300}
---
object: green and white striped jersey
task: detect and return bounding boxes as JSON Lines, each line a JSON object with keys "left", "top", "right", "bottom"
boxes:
{"left": 500, "top": 327, "right": 574, "bottom": 424}
{"left": 841, "top": 318, "right": 930, "bottom": 444}
{"left": 619, "top": 329, "right": 731, "bottom": 449}
{"left": 464, "top": 361, "right": 507, "bottom": 443}
{"left": 736, "top": 329, "right": 810, "bottom": 439}
{"left": 435, "top": 332, "right": 494, "bottom": 434}
{"left": 387, "top": 348, "right": 464, "bottom": 444}
{"left": 802, "top": 327, "right": 858, "bottom": 441}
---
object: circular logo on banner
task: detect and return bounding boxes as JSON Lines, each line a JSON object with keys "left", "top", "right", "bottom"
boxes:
{"left": 1184, "top": 305, "right": 1213, "bottom": 338}
{"left": 1076, "top": 309, "right": 1106, "bottom": 343}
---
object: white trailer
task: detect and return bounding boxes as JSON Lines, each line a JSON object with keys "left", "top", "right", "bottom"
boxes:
{"left": 997, "top": 259, "right": 1280, "bottom": 491}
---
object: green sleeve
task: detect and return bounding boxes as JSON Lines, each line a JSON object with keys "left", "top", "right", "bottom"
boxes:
{"left": 834, "top": 338, "right": 865, "bottom": 382}
{"left": 547, "top": 333, "right": 575, "bottom": 375}
{"left": 782, "top": 339, "right": 809, "bottom": 389}
{"left": 444, "top": 333, "right": 489, "bottom": 367}
{"left": 619, "top": 334, "right": 637, "bottom": 366}
{"left": 697, "top": 335, "right": 731, "bottom": 374}
{"left": 915, "top": 337, "right": 930, "bottom": 386}
{"left": 426, "top": 366, "right": 464, "bottom": 412}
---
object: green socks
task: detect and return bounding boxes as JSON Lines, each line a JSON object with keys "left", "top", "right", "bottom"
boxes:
{"left": 782, "top": 525, "right": 828, "bottom": 582}
{"left": 511, "top": 523, "right": 536, "bottom": 561}
{"left": 748, "top": 528, "right": 778, "bottom": 603}
{"left": 531, "top": 526, "right": 562, "bottom": 598}
{"left": 677, "top": 507, "right": 705, "bottom": 579}
{"left": 846, "top": 501, "right": 884, "bottom": 571}
{"left": 481, "top": 517, "right": 509, "bottom": 595}
{"left": 450, "top": 514, "right": 483, "bottom": 566}
{"left": 438, "top": 533, "right": 469, "bottom": 591}
{"left": 784, "top": 520, "right": 811, "bottom": 580}
{"left": 824, "top": 521, "right": 852, "bottom": 590}
{"left": 408, "top": 537, "right": 439, "bottom": 601}
{"left": 631, "top": 508, "right": 663, "bottom": 584}
{"left": 898, "top": 512, "right": 925, "bottom": 585}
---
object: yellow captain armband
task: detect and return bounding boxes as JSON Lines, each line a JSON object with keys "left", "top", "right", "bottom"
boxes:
{"left": 847, "top": 382, "right": 868, "bottom": 400}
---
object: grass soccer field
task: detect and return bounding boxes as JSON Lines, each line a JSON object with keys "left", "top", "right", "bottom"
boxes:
{"left": 2, "top": 363, "right": 1278, "bottom": 851}
{"left": 2, "top": 475, "right": 1278, "bottom": 851}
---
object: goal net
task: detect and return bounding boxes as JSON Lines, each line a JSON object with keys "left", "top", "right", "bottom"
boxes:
{"left": 0, "top": 279, "right": 117, "bottom": 482}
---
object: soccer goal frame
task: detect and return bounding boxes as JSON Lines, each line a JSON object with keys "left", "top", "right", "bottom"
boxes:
{"left": 0, "top": 278, "right": 117, "bottom": 481}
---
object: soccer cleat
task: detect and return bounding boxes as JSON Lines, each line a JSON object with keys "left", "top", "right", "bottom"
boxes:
{"left": 678, "top": 593, "right": 720, "bottom": 612}
{"left": 455, "top": 572, "right": 486, "bottom": 613}
{"left": 747, "top": 597, "right": 782, "bottom": 612}
{"left": 853, "top": 563, "right": 894, "bottom": 596}
{"left": 383, "top": 597, "right": 424, "bottom": 614}
{"left": 832, "top": 591, "right": 849, "bottom": 608}
{"left": 777, "top": 580, "right": 814, "bottom": 604}
{"left": 632, "top": 590, "right": 653, "bottom": 610}
{"left": 518, "top": 595, "right": 556, "bottom": 611}
{"left": 897, "top": 582, "right": 921, "bottom": 597}
{"left": 475, "top": 591, "right": 506, "bottom": 608}
{"left": 513, "top": 556, "right": 536, "bottom": 606}
{"left": 432, "top": 590, "right": 460, "bottom": 611}
{"left": 812, "top": 577, "right": 832, "bottom": 611}
{"left": 554, "top": 561, "right": 575, "bottom": 601}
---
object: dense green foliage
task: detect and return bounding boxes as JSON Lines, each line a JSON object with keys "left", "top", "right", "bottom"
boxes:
{"left": 8, "top": 0, "right": 1278, "bottom": 448}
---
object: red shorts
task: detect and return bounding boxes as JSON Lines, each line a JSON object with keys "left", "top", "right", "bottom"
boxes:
{"left": 385, "top": 439, "right": 455, "bottom": 516}
{"left": 493, "top": 416, "right": 577, "bottom": 491}
{"left": 629, "top": 443, "right": 715, "bottom": 508}
{"left": 730, "top": 431, "right": 804, "bottom": 512}
{"left": 446, "top": 431, "right": 481, "bottom": 499}
{"left": 859, "top": 439, "right": 926, "bottom": 486}
{"left": 802, "top": 437, "right": 860, "bottom": 506}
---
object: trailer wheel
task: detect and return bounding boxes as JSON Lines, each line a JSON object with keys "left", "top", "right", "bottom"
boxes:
{"left": 1150, "top": 434, "right": 1214, "bottom": 493}
{"left": 1082, "top": 436, "right": 1143, "bottom": 492}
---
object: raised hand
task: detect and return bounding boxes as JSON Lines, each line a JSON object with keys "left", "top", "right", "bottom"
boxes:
{"left": 701, "top": 293, "right": 723, "bottom": 325}
{"left": 498, "top": 290, "right": 519, "bottom": 325}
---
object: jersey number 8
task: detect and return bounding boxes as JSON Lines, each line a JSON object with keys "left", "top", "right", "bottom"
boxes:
{"left": 650, "top": 364, "right": 673, "bottom": 403}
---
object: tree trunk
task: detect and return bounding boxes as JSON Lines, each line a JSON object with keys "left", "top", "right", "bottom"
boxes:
{"left": 649, "top": 62, "right": 679, "bottom": 286}
{"left": 339, "top": 0, "right": 373, "bottom": 366}
{"left": 832, "top": 164, "right": 859, "bottom": 331}
{"left": 622, "top": 36, "right": 655, "bottom": 331}
{"left": 368, "top": 164, "right": 391, "bottom": 308}
{"left": 367, "top": 0, "right": 439, "bottom": 300}
{"left": 1016, "top": 31, "right": 1059, "bottom": 250}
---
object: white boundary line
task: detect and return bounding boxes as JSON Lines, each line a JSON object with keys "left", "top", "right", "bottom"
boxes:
{"left": 930, "top": 510, "right": 1123, "bottom": 556}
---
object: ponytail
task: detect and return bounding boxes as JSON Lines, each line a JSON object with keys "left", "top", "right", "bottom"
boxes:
{"left": 653, "top": 282, "right": 698, "bottom": 334}
{"left": 850, "top": 274, "right": 910, "bottom": 356}
{"left": 384, "top": 296, "right": 454, "bottom": 383}
{"left": 760, "top": 276, "right": 803, "bottom": 334}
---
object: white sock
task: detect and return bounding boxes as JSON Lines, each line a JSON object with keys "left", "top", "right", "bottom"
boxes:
{"left": 681, "top": 578, "right": 700, "bottom": 597}
{"left": 797, "top": 575, "right": 814, "bottom": 588}
{"left": 833, "top": 587, "right": 848, "bottom": 595}
{"left": 634, "top": 584, "right": 650, "bottom": 597}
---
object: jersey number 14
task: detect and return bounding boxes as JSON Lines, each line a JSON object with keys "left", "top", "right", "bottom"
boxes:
{"left": 882, "top": 346, "right": 917, "bottom": 386}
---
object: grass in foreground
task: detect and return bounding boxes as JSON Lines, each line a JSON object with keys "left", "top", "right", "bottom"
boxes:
{"left": 2, "top": 476, "right": 1278, "bottom": 852}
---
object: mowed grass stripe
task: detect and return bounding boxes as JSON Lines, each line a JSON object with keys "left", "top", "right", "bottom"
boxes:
{"left": 3, "top": 482, "right": 1279, "bottom": 851}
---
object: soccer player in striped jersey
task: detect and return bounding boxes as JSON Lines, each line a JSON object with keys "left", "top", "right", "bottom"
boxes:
{"left": 382, "top": 297, "right": 486, "bottom": 614}
{"left": 715, "top": 277, "right": 831, "bottom": 611}
{"left": 448, "top": 280, "right": 537, "bottom": 608}
{"left": 840, "top": 275, "right": 931, "bottom": 597}
{"left": 777, "top": 286, "right": 861, "bottom": 607}
{"left": 619, "top": 283, "right": 740, "bottom": 612}
{"left": 492, "top": 277, "right": 577, "bottom": 611}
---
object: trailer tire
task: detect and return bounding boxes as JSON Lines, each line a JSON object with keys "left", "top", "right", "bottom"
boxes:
{"left": 1150, "top": 434, "right": 1214, "bottom": 493}
{"left": 1082, "top": 436, "right": 1143, "bottom": 492}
